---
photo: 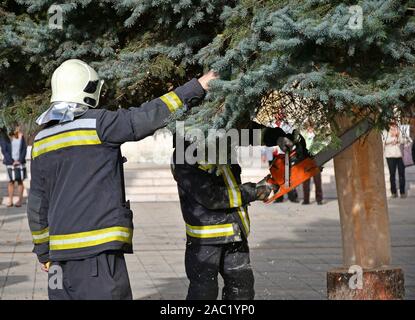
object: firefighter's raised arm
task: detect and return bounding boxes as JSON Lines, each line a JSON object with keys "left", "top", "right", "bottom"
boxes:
{"left": 97, "top": 72, "right": 218, "bottom": 145}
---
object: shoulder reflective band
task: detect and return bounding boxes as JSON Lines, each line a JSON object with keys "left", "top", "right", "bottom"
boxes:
{"left": 35, "top": 119, "right": 97, "bottom": 141}
{"left": 237, "top": 207, "right": 250, "bottom": 237}
{"left": 160, "top": 91, "right": 183, "bottom": 113}
{"left": 186, "top": 223, "right": 235, "bottom": 239}
{"left": 49, "top": 226, "right": 133, "bottom": 250}
{"left": 220, "top": 166, "right": 242, "bottom": 208}
{"left": 32, "top": 129, "right": 101, "bottom": 158}
{"left": 32, "top": 227, "right": 50, "bottom": 244}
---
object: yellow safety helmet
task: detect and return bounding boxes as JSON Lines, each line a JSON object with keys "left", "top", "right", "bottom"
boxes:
{"left": 50, "top": 59, "right": 104, "bottom": 108}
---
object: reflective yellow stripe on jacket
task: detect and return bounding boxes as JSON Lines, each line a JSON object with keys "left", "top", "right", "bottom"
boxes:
{"left": 186, "top": 223, "right": 235, "bottom": 239}
{"left": 31, "top": 227, "right": 50, "bottom": 244}
{"left": 49, "top": 226, "right": 133, "bottom": 250}
{"left": 237, "top": 206, "right": 250, "bottom": 237}
{"left": 198, "top": 164, "right": 215, "bottom": 172}
{"left": 32, "top": 129, "right": 101, "bottom": 158}
{"left": 220, "top": 166, "right": 242, "bottom": 208}
{"left": 160, "top": 91, "right": 183, "bottom": 113}
{"left": 221, "top": 166, "right": 250, "bottom": 236}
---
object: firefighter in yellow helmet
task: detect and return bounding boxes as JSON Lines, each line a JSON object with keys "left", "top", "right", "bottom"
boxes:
{"left": 27, "top": 59, "right": 217, "bottom": 299}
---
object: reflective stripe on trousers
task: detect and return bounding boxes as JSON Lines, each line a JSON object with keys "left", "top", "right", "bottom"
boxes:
{"left": 185, "top": 223, "right": 235, "bottom": 239}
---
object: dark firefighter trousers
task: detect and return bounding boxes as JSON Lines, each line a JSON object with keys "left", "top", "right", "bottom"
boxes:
{"left": 48, "top": 251, "right": 132, "bottom": 300}
{"left": 185, "top": 239, "right": 255, "bottom": 300}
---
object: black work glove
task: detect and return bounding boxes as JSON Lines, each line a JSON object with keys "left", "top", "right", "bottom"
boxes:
{"left": 254, "top": 175, "right": 279, "bottom": 201}
{"left": 241, "top": 176, "right": 278, "bottom": 202}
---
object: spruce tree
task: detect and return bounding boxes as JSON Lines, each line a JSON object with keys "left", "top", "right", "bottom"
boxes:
{"left": 0, "top": 0, "right": 231, "bottom": 132}
{"left": 191, "top": 0, "right": 415, "bottom": 138}
{"left": 1, "top": 1, "right": 414, "bottom": 137}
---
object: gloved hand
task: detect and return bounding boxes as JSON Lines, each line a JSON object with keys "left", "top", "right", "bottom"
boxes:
{"left": 242, "top": 176, "right": 279, "bottom": 202}
{"left": 255, "top": 175, "right": 279, "bottom": 201}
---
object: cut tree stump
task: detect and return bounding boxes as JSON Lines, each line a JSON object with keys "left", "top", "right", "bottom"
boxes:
{"left": 327, "top": 267, "right": 405, "bottom": 300}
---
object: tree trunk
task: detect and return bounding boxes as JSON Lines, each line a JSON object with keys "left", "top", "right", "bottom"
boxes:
{"left": 333, "top": 119, "right": 391, "bottom": 268}
{"left": 327, "top": 117, "right": 404, "bottom": 300}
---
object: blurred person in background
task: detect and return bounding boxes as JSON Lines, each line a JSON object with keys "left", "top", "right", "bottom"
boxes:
{"left": 0, "top": 125, "right": 27, "bottom": 207}
{"left": 384, "top": 123, "right": 407, "bottom": 198}
{"left": 411, "top": 117, "right": 415, "bottom": 163}
{"left": 273, "top": 113, "right": 299, "bottom": 203}
{"left": 301, "top": 125, "right": 323, "bottom": 205}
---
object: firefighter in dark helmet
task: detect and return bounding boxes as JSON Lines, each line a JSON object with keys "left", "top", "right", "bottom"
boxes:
{"left": 26, "top": 59, "right": 217, "bottom": 300}
{"left": 171, "top": 125, "right": 294, "bottom": 300}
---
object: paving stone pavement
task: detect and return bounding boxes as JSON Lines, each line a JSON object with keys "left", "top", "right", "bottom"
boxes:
{"left": 0, "top": 197, "right": 414, "bottom": 300}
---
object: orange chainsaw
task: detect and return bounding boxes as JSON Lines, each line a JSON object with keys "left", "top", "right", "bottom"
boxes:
{"left": 264, "top": 119, "right": 373, "bottom": 204}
